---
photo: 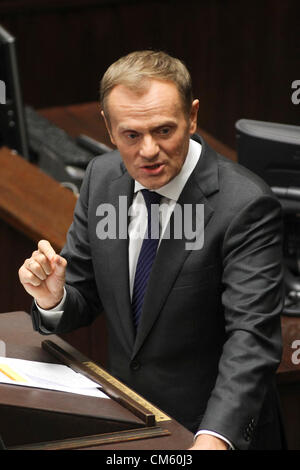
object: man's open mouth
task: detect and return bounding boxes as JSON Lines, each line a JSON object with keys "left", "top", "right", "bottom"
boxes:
{"left": 144, "top": 163, "right": 161, "bottom": 169}
{"left": 141, "top": 163, "right": 165, "bottom": 175}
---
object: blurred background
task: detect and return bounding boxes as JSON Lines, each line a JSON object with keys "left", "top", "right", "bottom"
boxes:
{"left": 1, "top": 0, "right": 299, "bottom": 150}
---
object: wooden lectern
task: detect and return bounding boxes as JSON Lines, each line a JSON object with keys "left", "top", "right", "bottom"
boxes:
{"left": 0, "top": 311, "right": 192, "bottom": 450}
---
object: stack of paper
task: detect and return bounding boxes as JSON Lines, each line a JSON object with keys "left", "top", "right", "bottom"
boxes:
{"left": 0, "top": 357, "right": 109, "bottom": 399}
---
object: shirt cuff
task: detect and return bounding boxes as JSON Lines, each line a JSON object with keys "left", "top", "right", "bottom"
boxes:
{"left": 34, "top": 287, "right": 66, "bottom": 328}
{"left": 35, "top": 287, "right": 66, "bottom": 312}
{"left": 195, "top": 430, "right": 234, "bottom": 450}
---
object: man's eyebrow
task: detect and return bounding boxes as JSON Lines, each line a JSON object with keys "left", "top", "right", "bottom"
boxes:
{"left": 119, "top": 121, "right": 177, "bottom": 133}
{"left": 119, "top": 126, "right": 139, "bottom": 133}
{"left": 154, "top": 121, "right": 177, "bottom": 129}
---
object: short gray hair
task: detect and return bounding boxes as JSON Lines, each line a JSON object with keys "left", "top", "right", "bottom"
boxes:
{"left": 100, "top": 50, "right": 193, "bottom": 117}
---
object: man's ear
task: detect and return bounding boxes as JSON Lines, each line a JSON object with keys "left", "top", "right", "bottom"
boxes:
{"left": 101, "top": 110, "right": 116, "bottom": 145}
{"left": 189, "top": 99, "right": 199, "bottom": 135}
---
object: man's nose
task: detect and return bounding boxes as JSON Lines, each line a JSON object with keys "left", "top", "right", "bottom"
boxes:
{"left": 139, "top": 135, "right": 159, "bottom": 159}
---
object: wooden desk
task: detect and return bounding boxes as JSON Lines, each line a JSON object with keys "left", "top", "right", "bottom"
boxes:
{"left": 0, "top": 311, "right": 193, "bottom": 450}
{"left": 0, "top": 147, "right": 76, "bottom": 252}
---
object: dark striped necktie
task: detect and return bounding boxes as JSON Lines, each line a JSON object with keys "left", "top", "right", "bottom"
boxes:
{"left": 131, "top": 189, "right": 162, "bottom": 328}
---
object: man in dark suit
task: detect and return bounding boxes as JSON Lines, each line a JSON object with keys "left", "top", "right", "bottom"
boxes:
{"left": 19, "top": 51, "right": 285, "bottom": 450}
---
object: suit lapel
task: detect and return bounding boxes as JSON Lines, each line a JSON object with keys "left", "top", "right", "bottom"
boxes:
{"left": 132, "top": 137, "right": 219, "bottom": 358}
{"left": 106, "top": 167, "right": 136, "bottom": 351}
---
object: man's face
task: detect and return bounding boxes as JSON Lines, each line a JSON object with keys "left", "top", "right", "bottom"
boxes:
{"left": 102, "top": 79, "right": 199, "bottom": 189}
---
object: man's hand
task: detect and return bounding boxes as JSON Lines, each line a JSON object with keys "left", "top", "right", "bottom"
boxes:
{"left": 18, "top": 240, "right": 67, "bottom": 310}
{"left": 189, "top": 434, "right": 229, "bottom": 450}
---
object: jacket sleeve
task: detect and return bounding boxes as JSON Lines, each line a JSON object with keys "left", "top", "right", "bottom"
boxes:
{"left": 198, "top": 194, "right": 284, "bottom": 449}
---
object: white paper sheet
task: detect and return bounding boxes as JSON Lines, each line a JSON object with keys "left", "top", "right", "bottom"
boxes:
{"left": 0, "top": 356, "right": 109, "bottom": 398}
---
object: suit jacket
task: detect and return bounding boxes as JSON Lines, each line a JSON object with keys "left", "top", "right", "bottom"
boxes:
{"left": 32, "top": 135, "right": 285, "bottom": 449}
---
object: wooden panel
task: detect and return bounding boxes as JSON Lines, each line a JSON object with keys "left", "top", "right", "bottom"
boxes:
{"left": 0, "top": 219, "right": 35, "bottom": 313}
{"left": 0, "top": 147, "right": 76, "bottom": 250}
{"left": 278, "top": 382, "right": 300, "bottom": 450}
{"left": 278, "top": 316, "right": 300, "bottom": 382}
{"left": 0, "top": 0, "right": 299, "bottom": 149}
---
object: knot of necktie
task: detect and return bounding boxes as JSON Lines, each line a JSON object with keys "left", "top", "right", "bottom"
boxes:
{"left": 141, "top": 189, "right": 162, "bottom": 207}
{"left": 141, "top": 189, "right": 162, "bottom": 240}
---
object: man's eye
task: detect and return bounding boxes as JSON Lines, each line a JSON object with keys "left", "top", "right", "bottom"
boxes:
{"left": 127, "top": 133, "right": 138, "bottom": 140}
{"left": 158, "top": 127, "right": 171, "bottom": 135}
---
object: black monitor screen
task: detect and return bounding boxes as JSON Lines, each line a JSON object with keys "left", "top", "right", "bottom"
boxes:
{"left": 0, "top": 24, "right": 29, "bottom": 160}
{"left": 235, "top": 119, "right": 300, "bottom": 191}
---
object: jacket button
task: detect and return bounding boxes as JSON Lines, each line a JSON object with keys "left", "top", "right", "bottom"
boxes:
{"left": 130, "top": 360, "right": 141, "bottom": 371}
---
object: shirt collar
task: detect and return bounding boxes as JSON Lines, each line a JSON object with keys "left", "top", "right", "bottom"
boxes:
{"left": 134, "top": 138, "right": 201, "bottom": 202}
